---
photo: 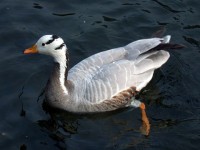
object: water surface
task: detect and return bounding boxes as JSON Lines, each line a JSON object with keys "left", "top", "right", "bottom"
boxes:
{"left": 0, "top": 0, "right": 200, "bottom": 150}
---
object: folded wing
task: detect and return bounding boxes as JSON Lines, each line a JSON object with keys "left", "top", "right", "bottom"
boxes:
{"left": 68, "top": 36, "right": 171, "bottom": 103}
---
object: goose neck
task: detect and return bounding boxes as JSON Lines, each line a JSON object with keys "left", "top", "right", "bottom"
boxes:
{"left": 51, "top": 53, "right": 69, "bottom": 95}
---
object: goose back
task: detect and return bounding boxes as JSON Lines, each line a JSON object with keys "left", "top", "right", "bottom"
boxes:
{"left": 67, "top": 37, "right": 170, "bottom": 104}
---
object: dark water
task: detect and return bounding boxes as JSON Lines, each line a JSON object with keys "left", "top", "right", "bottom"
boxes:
{"left": 0, "top": 0, "right": 200, "bottom": 149}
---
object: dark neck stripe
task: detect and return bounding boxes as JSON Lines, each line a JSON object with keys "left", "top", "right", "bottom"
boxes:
{"left": 55, "top": 43, "right": 65, "bottom": 50}
{"left": 46, "top": 35, "right": 59, "bottom": 45}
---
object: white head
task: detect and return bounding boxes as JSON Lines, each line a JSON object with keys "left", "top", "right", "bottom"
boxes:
{"left": 24, "top": 35, "right": 68, "bottom": 65}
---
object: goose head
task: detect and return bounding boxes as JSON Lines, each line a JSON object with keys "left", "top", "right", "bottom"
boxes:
{"left": 24, "top": 35, "right": 68, "bottom": 65}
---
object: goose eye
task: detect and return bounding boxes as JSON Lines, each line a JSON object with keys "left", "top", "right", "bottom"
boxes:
{"left": 42, "top": 43, "right": 45, "bottom": 46}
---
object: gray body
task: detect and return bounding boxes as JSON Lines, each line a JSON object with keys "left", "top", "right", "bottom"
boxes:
{"left": 45, "top": 36, "right": 171, "bottom": 113}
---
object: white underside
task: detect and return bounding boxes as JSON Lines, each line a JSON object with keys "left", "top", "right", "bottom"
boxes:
{"left": 130, "top": 99, "right": 141, "bottom": 107}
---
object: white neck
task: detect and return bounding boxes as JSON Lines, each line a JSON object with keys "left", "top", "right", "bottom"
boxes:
{"left": 54, "top": 52, "right": 69, "bottom": 95}
{"left": 59, "top": 63, "right": 68, "bottom": 95}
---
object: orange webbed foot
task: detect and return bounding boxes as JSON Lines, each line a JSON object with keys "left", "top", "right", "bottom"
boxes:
{"left": 139, "top": 102, "right": 150, "bottom": 136}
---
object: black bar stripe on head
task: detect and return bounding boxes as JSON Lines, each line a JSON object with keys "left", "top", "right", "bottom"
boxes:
{"left": 46, "top": 35, "right": 59, "bottom": 45}
{"left": 55, "top": 43, "right": 65, "bottom": 50}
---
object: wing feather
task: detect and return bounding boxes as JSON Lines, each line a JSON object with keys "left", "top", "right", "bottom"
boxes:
{"left": 68, "top": 36, "right": 171, "bottom": 103}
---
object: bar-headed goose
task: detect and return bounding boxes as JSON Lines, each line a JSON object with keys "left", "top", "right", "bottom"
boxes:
{"left": 24, "top": 34, "right": 183, "bottom": 135}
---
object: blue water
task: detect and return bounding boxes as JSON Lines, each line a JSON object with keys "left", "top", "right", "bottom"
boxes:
{"left": 0, "top": 0, "right": 199, "bottom": 149}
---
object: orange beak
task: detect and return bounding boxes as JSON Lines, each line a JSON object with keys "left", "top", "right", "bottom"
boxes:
{"left": 24, "top": 45, "right": 38, "bottom": 54}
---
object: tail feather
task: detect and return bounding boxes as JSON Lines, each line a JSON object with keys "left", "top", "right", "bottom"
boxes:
{"left": 162, "top": 35, "right": 171, "bottom": 43}
{"left": 151, "top": 43, "right": 186, "bottom": 51}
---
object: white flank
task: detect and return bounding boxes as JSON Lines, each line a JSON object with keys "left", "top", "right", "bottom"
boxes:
{"left": 130, "top": 99, "right": 141, "bottom": 107}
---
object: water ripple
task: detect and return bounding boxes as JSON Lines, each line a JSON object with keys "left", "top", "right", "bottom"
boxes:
{"left": 33, "top": 3, "right": 43, "bottom": 9}
{"left": 52, "top": 13, "right": 76, "bottom": 17}
{"left": 142, "top": 9, "right": 151, "bottom": 13}
{"left": 183, "top": 25, "right": 200, "bottom": 29}
{"left": 122, "top": 3, "right": 140, "bottom": 6}
{"left": 153, "top": 0, "right": 185, "bottom": 13}
{"left": 183, "top": 36, "right": 200, "bottom": 47}
{"left": 102, "top": 16, "right": 117, "bottom": 22}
